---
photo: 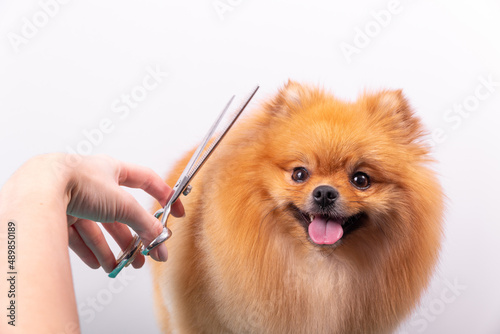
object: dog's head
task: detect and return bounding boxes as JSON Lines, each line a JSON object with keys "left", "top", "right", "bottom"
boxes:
{"left": 248, "top": 81, "right": 435, "bottom": 253}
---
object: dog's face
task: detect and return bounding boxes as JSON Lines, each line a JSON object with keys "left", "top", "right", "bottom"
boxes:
{"left": 256, "top": 82, "right": 428, "bottom": 252}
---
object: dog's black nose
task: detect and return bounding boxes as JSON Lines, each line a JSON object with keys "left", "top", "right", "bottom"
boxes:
{"left": 313, "top": 185, "right": 339, "bottom": 208}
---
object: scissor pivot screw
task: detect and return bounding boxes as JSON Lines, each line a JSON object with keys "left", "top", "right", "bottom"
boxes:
{"left": 183, "top": 185, "right": 192, "bottom": 196}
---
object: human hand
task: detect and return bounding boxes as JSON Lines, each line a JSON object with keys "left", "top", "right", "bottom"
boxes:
{"left": 63, "top": 155, "right": 184, "bottom": 272}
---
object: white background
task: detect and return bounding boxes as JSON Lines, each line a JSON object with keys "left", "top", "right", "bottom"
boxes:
{"left": 1, "top": 0, "right": 499, "bottom": 333}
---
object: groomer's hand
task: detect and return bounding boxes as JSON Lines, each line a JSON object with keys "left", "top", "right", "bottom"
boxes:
{"left": 32, "top": 153, "right": 185, "bottom": 272}
{"left": 61, "top": 154, "right": 184, "bottom": 272}
{"left": 0, "top": 153, "right": 184, "bottom": 332}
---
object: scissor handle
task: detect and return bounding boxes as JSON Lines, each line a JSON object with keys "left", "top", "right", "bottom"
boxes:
{"left": 141, "top": 207, "right": 172, "bottom": 255}
{"left": 108, "top": 234, "right": 143, "bottom": 278}
{"left": 108, "top": 208, "right": 172, "bottom": 278}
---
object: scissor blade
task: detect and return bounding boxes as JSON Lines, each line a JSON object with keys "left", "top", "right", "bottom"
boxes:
{"left": 181, "top": 95, "right": 235, "bottom": 182}
{"left": 187, "top": 85, "right": 259, "bottom": 180}
{"left": 159, "top": 94, "right": 236, "bottom": 226}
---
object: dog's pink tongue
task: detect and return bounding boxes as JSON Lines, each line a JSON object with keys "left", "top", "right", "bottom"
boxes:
{"left": 308, "top": 216, "right": 343, "bottom": 245}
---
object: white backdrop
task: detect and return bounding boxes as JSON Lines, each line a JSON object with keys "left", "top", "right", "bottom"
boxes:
{"left": 1, "top": 0, "right": 499, "bottom": 333}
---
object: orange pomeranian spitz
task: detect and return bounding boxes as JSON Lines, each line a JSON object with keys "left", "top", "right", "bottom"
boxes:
{"left": 150, "top": 81, "right": 444, "bottom": 333}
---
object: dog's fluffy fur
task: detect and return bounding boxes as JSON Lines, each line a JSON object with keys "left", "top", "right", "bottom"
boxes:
{"left": 151, "top": 82, "right": 444, "bottom": 333}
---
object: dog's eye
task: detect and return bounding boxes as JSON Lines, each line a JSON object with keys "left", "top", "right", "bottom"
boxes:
{"left": 292, "top": 167, "right": 309, "bottom": 183}
{"left": 351, "top": 172, "right": 370, "bottom": 189}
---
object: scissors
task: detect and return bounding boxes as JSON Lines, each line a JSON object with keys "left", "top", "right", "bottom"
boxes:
{"left": 109, "top": 86, "right": 259, "bottom": 278}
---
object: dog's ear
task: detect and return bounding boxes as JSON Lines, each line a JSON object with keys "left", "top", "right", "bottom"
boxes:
{"left": 265, "top": 80, "right": 306, "bottom": 117}
{"left": 365, "top": 90, "right": 424, "bottom": 143}
{"left": 279, "top": 79, "right": 303, "bottom": 105}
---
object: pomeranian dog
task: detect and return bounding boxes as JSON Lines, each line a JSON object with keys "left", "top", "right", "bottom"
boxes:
{"left": 150, "top": 82, "right": 444, "bottom": 333}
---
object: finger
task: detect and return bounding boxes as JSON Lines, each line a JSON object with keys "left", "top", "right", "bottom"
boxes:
{"left": 170, "top": 198, "right": 185, "bottom": 218}
{"left": 102, "top": 222, "right": 145, "bottom": 269}
{"left": 116, "top": 162, "right": 172, "bottom": 204}
{"left": 73, "top": 219, "right": 117, "bottom": 273}
{"left": 67, "top": 215, "right": 78, "bottom": 226}
{"left": 113, "top": 189, "right": 168, "bottom": 262}
{"left": 68, "top": 226, "right": 101, "bottom": 269}
{"left": 68, "top": 225, "right": 100, "bottom": 269}
{"left": 116, "top": 161, "right": 185, "bottom": 217}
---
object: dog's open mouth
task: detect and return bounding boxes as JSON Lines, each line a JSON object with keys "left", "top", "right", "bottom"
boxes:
{"left": 289, "top": 205, "right": 365, "bottom": 246}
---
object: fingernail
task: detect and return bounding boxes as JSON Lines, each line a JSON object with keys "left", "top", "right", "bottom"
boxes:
{"left": 158, "top": 243, "right": 168, "bottom": 262}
